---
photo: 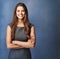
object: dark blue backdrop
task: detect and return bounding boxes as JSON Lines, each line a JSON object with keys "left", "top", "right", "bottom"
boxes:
{"left": 0, "top": 0, "right": 60, "bottom": 59}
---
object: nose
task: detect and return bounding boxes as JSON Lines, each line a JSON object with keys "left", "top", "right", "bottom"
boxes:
{"left": 19, "top": 11, "right": 22, "bottom": 14}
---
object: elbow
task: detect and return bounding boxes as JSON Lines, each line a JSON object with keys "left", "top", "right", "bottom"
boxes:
{"left": 31, "top": 43, "right": 36, "bottom": 48}
{"left": 7, "top": 46, "right": 10, "bottom": 49}
{"left": 27, "top": 40, "right": 36, "bottom": 48}
{"left": 6, "top": 45, "right": 11, "bottom": 49}
{"left": 6, "top": 43, "right": 12, "bottom": 49}
{"left": 31, "top": 41, "right": 36, "bottom": 48}
{"left": 31, "top": 45, "right": 35, "bottom": 48}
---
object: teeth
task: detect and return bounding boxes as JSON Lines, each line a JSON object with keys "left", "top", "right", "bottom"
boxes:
{"left": 19, "top": 15, "right": 22, "bottom": 17}
{"left": 20, "top": 15, "right": 22, "bottom": 16}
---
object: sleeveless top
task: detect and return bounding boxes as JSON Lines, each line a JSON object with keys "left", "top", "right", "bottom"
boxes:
{"left": 8, "top": 23, "right": 33, "bottom": 59}
{"left": 8, "top": 23, "right": 34, "bottom": 42}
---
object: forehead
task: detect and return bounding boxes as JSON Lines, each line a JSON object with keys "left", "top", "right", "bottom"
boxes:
{"left": 16, "top": 6, "right": 24, "bottom": 10}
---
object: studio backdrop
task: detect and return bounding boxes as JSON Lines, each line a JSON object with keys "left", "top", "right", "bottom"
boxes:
{"left": 0, "top": 0, "right": 60, "bottom": 59}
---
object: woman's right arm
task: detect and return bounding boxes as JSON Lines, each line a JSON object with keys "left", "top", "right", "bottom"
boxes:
{"left": 6, "top": 25, "right": 22, "bottom": 49}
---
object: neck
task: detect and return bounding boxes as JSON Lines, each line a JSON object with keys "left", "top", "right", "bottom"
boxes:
{"left": 17, "top": 19, "right": 24, "bottom": 26}
{"left": 18, "top": 19, "right": 23, "bottom": 23}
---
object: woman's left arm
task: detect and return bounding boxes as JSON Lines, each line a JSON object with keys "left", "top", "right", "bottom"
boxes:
{"left": 12, "top": 26, "right": 36, "bottom": 48}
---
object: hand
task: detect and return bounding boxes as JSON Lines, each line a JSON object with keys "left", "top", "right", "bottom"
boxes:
{"left": 12, "top": 41, "right": 17, "bottom": 44}
{"left": 12, "top": 41, "right": 23, "bottom": 48}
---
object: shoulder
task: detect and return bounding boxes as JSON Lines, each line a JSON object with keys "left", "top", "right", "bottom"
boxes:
{"left": 30, "top": 23, "right": 35, "bottom": 28}
{"left": 30, "top": 23, "right": 35, "bottom": 30}
{"left": 6, "top": 23, "right": 12, "bottom": 31}
{"left": 7, "top": 23, "right": 12, "bottom": 28}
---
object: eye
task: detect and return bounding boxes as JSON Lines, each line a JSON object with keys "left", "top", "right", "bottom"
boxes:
{"left": 22, "top": 10, "right": 25, "bottom": 12}
{"left": 17, "top": 10, "right": 20, "bottom": 12}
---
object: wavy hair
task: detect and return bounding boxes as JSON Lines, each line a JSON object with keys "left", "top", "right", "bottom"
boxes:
{"left": 11, "top": 3, "right": 31, "bottom": 40}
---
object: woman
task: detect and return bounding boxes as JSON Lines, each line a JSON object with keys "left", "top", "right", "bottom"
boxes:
{"left": 6, "top": 2, "right": 36, "bottom": 59}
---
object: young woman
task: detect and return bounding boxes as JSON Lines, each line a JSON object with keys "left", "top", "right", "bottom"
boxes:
{"left": 6, "top": 2, "right": 36, "bottom": 59}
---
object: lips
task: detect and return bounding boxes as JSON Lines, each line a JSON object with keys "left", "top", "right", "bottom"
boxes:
{"left": 17, "top": 14, "right": 24, "bottom": 19}
{"left": 17, "top": 15, "right": 22, "bottom": 18}
{"left": 18, "top": 14, "right": 23, "bottom": 16}
{"left": 19, "top": 15, "right": 23, "bottom": 17}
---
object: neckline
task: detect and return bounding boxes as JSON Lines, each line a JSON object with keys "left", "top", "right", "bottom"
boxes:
{"left": 17, "top": 26, "right": 24, "bottom": 28}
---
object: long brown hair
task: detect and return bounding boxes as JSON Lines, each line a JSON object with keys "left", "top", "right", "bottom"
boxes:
{"left": 11, "top": 3, "right": 31, "bottom": 40}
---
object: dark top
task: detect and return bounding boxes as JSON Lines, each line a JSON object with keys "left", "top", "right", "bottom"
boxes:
{"left": 8, "top": 23, "right": 34, "bottom": 59}
{"left": 14, "top": 27, "right": 28, "bottom": 41}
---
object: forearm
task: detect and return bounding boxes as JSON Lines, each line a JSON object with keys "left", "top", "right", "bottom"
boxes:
{"left": 12, "top": 40, "right": 35, "bottom": 48}
{"left": 7, "top": 43, "right": 23, "bottom": 49}
{"left": 13, "top": 41, "right": 30, "bottom": 48}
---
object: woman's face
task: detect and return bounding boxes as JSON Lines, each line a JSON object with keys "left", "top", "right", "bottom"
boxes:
{"left": 16, "top": 6, "right": 25, "bottom": 20}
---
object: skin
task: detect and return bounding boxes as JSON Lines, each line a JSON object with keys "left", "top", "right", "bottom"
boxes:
{"left": 16, "top": 6, "right": 25, "bottom": 23}
{"left": 6, "top": 6, "right": 36, "bottom": 49}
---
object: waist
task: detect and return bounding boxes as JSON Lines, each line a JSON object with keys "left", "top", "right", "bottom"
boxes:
{"left": 10, "top": 48, "right": 30, "bottom": 51}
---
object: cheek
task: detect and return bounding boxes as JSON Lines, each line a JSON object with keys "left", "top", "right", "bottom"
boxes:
{"left": 22, "top": 12, "right": 25, "bottom": 15}
{"left": 16, "top": 14, "right": 18, "bottom": 18}
{"left": 16, "top": 12, "right": 18, "bottom": 16}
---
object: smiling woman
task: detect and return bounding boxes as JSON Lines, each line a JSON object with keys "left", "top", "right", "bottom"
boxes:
{"left": 6, "top": 2, "right": 36, "bottom": 59}
{"left": 16, "top": 6, "right": 25, "bottom": 20}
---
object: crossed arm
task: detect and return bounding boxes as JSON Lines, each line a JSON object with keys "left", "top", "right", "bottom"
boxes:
{"left": 6, "top": 25, "right": 36, "bottom": 49}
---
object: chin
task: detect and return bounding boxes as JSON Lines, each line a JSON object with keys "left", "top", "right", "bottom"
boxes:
{"left": 18, "top": 18, "right": 23, "bottom": 20}
{"left": 18, "top": 17, "right": 23, "bottom": 19}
